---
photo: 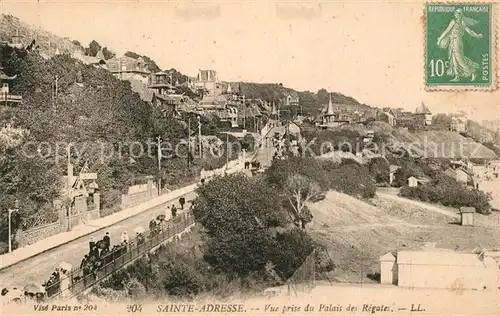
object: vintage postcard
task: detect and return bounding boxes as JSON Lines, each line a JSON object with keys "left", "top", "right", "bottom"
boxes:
{"left": 0, "top": 1, "right": 499, "bottom": 316}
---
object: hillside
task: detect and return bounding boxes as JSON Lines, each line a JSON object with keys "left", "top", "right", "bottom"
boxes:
{"left": 238, "top": 83, "right": 363, "bottom": 117}
{"left": 341, "top": 121, "right": 498, "bottom": 159}
{"left": 0, "top": 14, "right": 78, "bottom": 55}
{"left": 308, "top": 190, "right": 500, "bottom": 283}
{"left": 0, "top": 43, "right": 240, "bottom": 251}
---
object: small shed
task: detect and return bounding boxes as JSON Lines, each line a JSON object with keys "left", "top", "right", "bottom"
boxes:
{"left": 379, "top": 252, "right": 397, "bottom": 285}
{"left": 407, "top": 176, "right": 418, "bottom": 187}
{"left": 459, "top": 207, "right": 475, "bottom": 226}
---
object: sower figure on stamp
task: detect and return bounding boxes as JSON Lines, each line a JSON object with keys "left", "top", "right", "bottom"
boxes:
{"left": 437, "top": 8, "right": 483, "bottom": 82}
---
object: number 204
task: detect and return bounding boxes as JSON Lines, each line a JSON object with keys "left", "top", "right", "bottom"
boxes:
{"left": 429, "top": 59, "right": 450, "bottom": 77}
{"left": 127, "top": 305, "right": 143, "bottom": 312}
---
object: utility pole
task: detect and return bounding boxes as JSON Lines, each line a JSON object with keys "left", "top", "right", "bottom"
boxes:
{"left": 66, "top": 144, "right": 72, "bottom": 197}
{"left": 157, "top": 136, "right": 162, "bottom": 195}
{"left": 225, "top": 133, "right": 229, "bottom": 171}
{"left": 8, "top": 200, "right": 19, "bottom": 253}
{"left": 55, "top": 75, "right": 58, "bottom": 99}
{"left": 197, "top": 116, "right": 202, "bottom": 159}
{"left": 187, "top": 117, "right": 191, "bottom": 168}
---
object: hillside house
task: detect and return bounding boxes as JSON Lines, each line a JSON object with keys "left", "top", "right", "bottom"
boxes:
{"left": 394, "top": 110, "right": 414, "bottom": 128}
{"left": 147, "top": 71, "right": 176, "bottom": 95}
{"left": 236, "top": 105, "right": 263, "bottom": 130}
{"left": 222, "top": 82, "right": 241, "bottom": 95}
{"left": 5, "top": 29, "right": 24, "bottom": 49}
{"left": 407, "top": 176, "right": 429, "bottom": 187}
{"left": 413, "top": 102, "right": 433, "bottom": 126}
{"left": 72, "top": 50, "right": 107, "bottom": 68}
{"left": 0, "top": 67, "right": 23, "bottom": 105}
{"left": 363, "top": 130, "right": 375, "bottom": 143}
{"left": 107, "top": 56, "right": 151, "bottom": 84}
{"left": 377, "top": 108, "right": 396, "bottom": 127}
{"left": 152, "top": 93, "right": 195, "bottom": 117}
{"left": 198, "top": 94, "right": 228, "bottom": 111}
{"left": 283, "top": 93, "right": 299, "bottom": 107}
{"left": 316, "top": 94, "right": 351, "bottom": 128}
{"left": 319, "top": 93, "right": 335, "bottom": 128}
{"left": 221, "top": 107, "right": 239, "bottom": 128}
{"left": 194, "top": 69, "right": 219, "bottom": 96}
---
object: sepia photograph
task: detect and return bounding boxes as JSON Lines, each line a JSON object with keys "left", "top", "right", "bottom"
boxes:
{"left": 0, "top": 0, "right": 499, "bottom": 315}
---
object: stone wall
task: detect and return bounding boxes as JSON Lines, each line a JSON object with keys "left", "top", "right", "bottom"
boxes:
{"left": 15, "top": 222, "right": 62, "bottom": 247}
{"left": 121, "top": 180, "right": 158, "bottom": 209}
{"left": 121, "top": 189, "right": 158, "bottom": 209}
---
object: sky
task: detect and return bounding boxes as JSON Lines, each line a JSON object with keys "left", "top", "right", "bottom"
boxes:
{"left": 2, "top": 0, "right": 499, "bottom": 122}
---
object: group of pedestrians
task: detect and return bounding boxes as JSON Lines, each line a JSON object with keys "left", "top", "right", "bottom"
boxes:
{"left": 41, "top": 268, "right": 61, "bottom": 297}
{"left": 8, "top": 196, "right": 191, "bottom": 304}
{"left": 244, "top": 160, "right": 261, "bottom": 170}
{"left": 79, "top": 232, "right": 117, "bottom": 280}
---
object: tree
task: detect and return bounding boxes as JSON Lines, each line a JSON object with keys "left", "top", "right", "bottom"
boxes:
{"left": 241, "top": 134, "right": 255, "bottom": 152}
{"left": 86, "top": 40, "right": 102, "bottom": 57}
{"left": 368, "top": 157, "right": 390, "bottom": 184}
{"left": 192, "top": 174, "right": 309, "bottom": 279}
{"left": 102, "top": 47, "right": 115, "bottom": 60}
{"left": 285, "top": 174, "right": 322, "bottom": 228}
{"left": 327, "top": 163, "right": 376, "bottom": 198}
{"left": 317, "top": 88, "right": 329, "bottom": 104}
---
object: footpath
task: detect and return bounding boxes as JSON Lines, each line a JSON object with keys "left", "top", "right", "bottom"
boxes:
{"left": 0, "top": 161, "right": 245, "bottom": 271}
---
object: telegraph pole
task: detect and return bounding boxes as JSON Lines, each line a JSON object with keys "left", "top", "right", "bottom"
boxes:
{"left": 197, "top": 116, "right": 202, "bottom": 159}
{"left": 157, "top": 136, "right": 162, "bottom": 195}
{"left": 225, "top": 133, "right": 229, "bottom": 171}
{"left": 187, "top": 117, "right": 191, "bottom": 168}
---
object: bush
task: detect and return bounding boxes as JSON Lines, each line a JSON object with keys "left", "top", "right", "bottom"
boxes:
{"left": 399, "top": 173, "right": 491, "bottom": 214}
{"left": 326, "top": 163, "right": 376, "bottom": 199}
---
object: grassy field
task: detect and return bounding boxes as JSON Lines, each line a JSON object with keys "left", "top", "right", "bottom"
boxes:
{"left": 307, "top": 190, "right": 500, "bottom": 284}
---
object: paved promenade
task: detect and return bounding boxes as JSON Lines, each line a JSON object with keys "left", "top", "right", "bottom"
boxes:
{"left": 0, "top": 160, "right": 245, "bottom": 279}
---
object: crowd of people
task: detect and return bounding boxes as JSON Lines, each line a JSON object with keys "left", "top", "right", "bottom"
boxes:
{"left": 2, "top": 195, "right": 192, "bottom": 305}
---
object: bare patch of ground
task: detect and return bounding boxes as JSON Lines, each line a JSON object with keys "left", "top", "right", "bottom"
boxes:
{"left": 307, "top": 190, "right": 500, "bottom": 284}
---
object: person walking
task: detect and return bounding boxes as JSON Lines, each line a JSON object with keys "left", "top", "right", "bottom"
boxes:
{"left": 120, "top": 231, "right": 129, "bottom": 244}
{"left": 80, "top": 254, "right": 89, "bottom": 270}
{"left": 179, "top": 197, "right": 186, "bottom": 210}
{"left": 121, "top": 231, "right": 129, "bottom": 252}
{"left": 171, "top": 204, "right": 178, "bottom": 218}
{"left": 89, "top": 236, "right": 95, "bottom": 254}
{"left": 103, "top": 232, "right": 111, "bottom": 251}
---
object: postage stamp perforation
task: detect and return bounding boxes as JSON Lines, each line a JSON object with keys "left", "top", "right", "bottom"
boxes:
{"left": 424, "top": 0, "right": 498, "bottom": 91}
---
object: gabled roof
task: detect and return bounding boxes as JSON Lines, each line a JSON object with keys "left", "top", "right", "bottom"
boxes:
{"left": 323, "top": 93, "right": 335, "bottom": 116}
{"left": 415, "top": 102, "right": 432, "bottom": 114}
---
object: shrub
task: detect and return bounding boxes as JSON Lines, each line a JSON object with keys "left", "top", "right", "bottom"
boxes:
{"left": 399, "top": 173, "right": 491, "bottom": 214}
{"left": 326, "top": 163, "right": 376, "bottom": 199}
